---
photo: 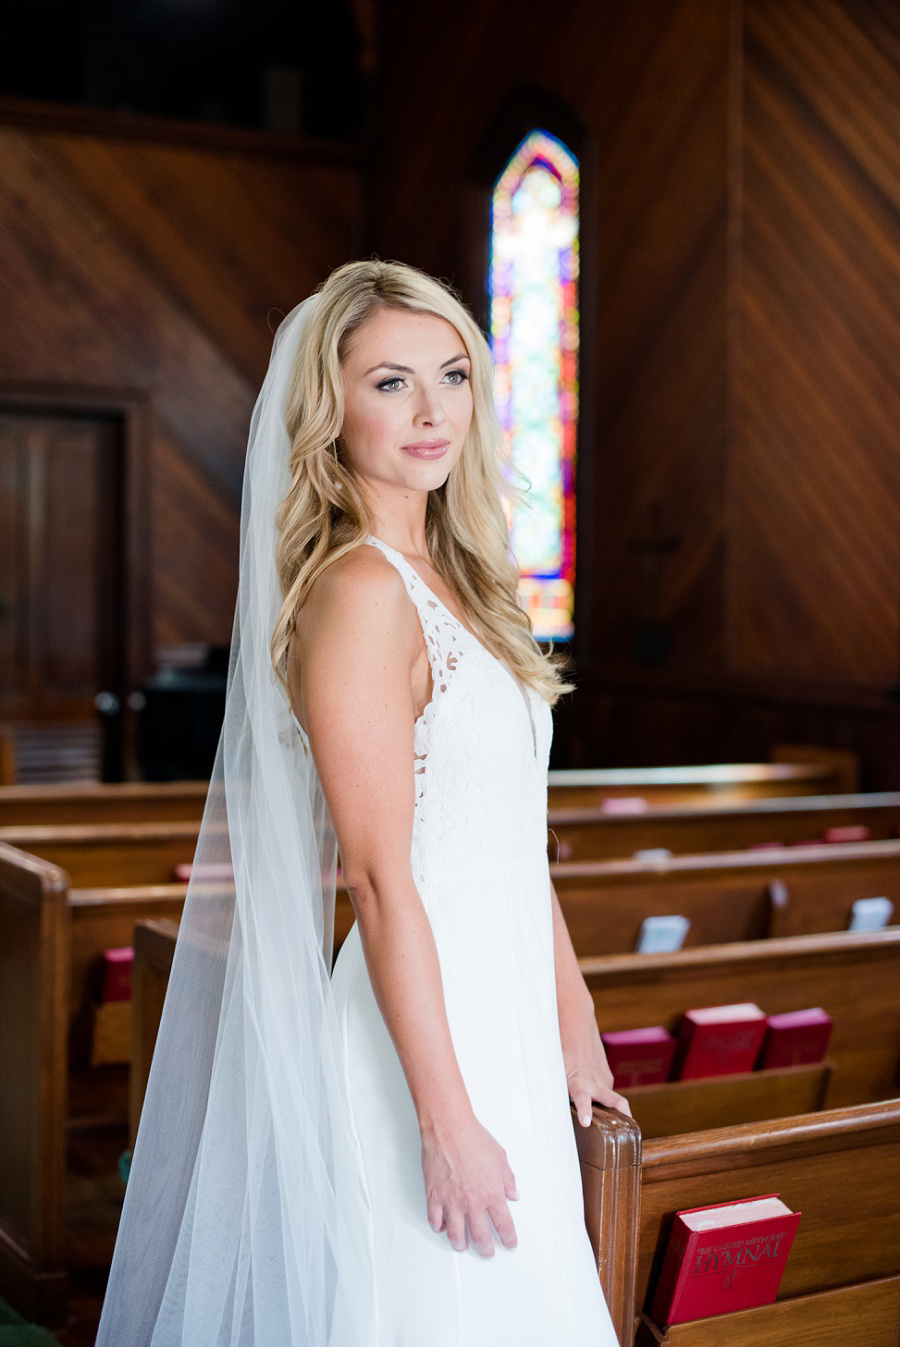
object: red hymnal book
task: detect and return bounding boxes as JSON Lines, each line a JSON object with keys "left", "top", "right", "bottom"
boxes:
{"left": 674, "top": 1003, "right": 767, "bottom": 1080}
{"left": 601, "top": 1028, "right": 676, "bottom": 1088}
{"left": 650, "top": 1194, "right": 801, "bottom": 1326}
{"left": 757, "top": 1007, "right": 832, "bottom": 1069}
{"left": 599, "top": 796, "right": 649, "bottom": 815}
{"left": 101, "top": 947, "right": 134, "bottom": 1003}
{"left": 173, "top": 862, "right": 235, "bottom": 883}
{"left": 823, "top": 825, "right": 870, "bottom": 844}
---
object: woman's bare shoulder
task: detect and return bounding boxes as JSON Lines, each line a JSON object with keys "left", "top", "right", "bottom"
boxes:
{"left": 296, "top": 543, "right": 418, "bottom": 658}
{"left": 289, "top": 544, "right": 421, "bottom": 731}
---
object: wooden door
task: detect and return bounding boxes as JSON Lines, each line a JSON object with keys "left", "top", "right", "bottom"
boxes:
{"left": 0, "top": 398, "right": 147, "bottom": 780}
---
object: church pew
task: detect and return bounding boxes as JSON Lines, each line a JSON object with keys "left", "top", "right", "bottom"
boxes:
{"left": 67, "top": 884, "right": 188, "bottom": 1129}
{"left": 0, "top": 727, "right": 15, "bottom": 786}
{"left": 552, "top": 838, "right": 900, "bottom": 955}
{"left": 0, "top": 779, "right": 210, "bottom": 825}
{"left": 0, "top": 843, "right": 187, "bottom": 1323}
{"left": 0, "top": 746, "right": 856, "bottom": 828}
{"left": 330, "top": 839, "right": 900, "bottom": 970}
{"left": 0, "top": 844, "right": 69, "bottom": 1323}
{"left": 549, "top": 791, "right": 900, "bottom": 862}
{"left": 579, "top": 1100, "right": 900, "bottom": 1346}
{"left": 5, "top": 794, "right": 899, "bottom": 888}
{"left": 0, "top": 822, "right": 202, "bottom": 885}
{"left": 130, "top": 918, "right": 180, "bottom": 1149}
{"left": 623, "top": 1062, "right": 834, "bottom": 1141}
{"left": 571, "top": 1101, "right": 643, "bottom": 1345}
{"left": 548, "top": 745, "right": 858, "bottom": 811}
{"left": 130, "top": 920, "right": 900, "bottom": 1344}
{"left": 580, "top": 929, "right": 900, "bottom": 1118}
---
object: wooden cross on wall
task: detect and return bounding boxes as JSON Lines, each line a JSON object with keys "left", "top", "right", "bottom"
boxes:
{"left": 629, "top": 502, "right": 682, "bottom": 664}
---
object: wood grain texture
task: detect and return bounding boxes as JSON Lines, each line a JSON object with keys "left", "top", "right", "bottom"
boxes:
{"left": 372, "top": 0, "right": 900, "bottom": 779}
{"left": 130, "top": 917, "right": 180, "bottom": 1150}
{"left": 0, "top": 841, "right": 69, "bottom": 1324}
{"left": 582, "top": 928, "right": 900, "bottom": 1108}
{"left": 637, "top": 1101, "right": 900, "bottom": 1321}
{"left": 729, "top": 0, "right": 900, "bottom": 683}
{"left": 556, "top": 671, "right": 900, "bottom": 791}
{"left": 371, "top": 0, "right": 732, "bottom": 678}
{"left": 549, "top": 791, "right": 900, "bottom": 862}
{"left": 637, "top": 1276, "right": 900, "bottom": 1346}
{"left": 624, "top": 1060, "right": 832, "bottom": 1140}
{"left": 0, "top": 780, "right": 209, "bottom": 825}
{"left": 574, "top": 1104, "right": 643, "bottom": 1347}
{"left": 0, "top": 752, "right": 851, "bottom": 826}
{"left": 0, "top": 821, "right": 201, "bottom": 885}
{"left": 0, "top": 110, "right": 363, "bottom": 652}
{"left": 0, "top": 846, "right": 190, "bottom": 1323}
{"left": 553, "top": 838, "right": 900, "bottom": 955}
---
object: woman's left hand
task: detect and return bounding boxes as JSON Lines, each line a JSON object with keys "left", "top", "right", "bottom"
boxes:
{"left": 562, "top": 1013, "right": 633, "bottom": 1125}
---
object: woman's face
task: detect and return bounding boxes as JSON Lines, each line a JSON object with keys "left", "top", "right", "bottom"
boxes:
{"left": 337, "top": 307, "right": 474, "bottom": 500}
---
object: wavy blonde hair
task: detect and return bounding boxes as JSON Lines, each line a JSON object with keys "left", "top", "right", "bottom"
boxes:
{"left": 271, "top": 258, "right": 575, "bottom": 706}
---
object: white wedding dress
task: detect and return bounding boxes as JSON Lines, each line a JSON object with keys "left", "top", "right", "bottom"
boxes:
{"left": 300, "top": 535, "right": 620, "bottom": 1346}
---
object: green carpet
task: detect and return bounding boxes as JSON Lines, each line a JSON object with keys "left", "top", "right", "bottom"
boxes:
{"left": 0, "top": 1300, "right": 58, "bottom": 1346}
{"left": 0, "top": 1331, "right": 59, "bottom": 1345}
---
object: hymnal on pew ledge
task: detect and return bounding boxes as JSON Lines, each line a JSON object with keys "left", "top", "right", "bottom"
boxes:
{"left": 650, "top": 1194, "right": 801, "bottom": 1326}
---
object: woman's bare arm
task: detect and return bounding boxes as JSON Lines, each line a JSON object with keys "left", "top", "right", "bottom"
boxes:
{"left": 289, "top": 548, "right": 518, "bottom": 1255}
{"left": 549, "top": 878, "right": 632, "bottom": 1121}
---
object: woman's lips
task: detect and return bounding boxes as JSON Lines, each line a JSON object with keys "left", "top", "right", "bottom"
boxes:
{"left": 402, "top": 440, "right": 450, "bottom": 460}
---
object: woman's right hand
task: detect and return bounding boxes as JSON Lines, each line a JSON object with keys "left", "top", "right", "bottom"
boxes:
{"left": 421, "top": 1112, "right": 519, "bottom": 1257}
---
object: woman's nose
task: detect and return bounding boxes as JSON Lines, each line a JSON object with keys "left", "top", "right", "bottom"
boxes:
{"left": 415, "top": 387, "right": 447, "bottom": 424}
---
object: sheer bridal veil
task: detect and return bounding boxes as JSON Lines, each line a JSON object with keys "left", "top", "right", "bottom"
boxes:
{"left": 95, "top": 295, "right": 374, "bottom": 1346}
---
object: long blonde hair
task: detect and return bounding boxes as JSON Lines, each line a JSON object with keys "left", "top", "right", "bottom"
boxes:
{"left": 271, "top": 258, "right": 575, "bottom": 706}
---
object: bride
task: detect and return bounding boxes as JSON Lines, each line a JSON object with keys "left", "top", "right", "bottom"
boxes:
{"left": 95, "top": 258, "right": 629, "bottom": 1345}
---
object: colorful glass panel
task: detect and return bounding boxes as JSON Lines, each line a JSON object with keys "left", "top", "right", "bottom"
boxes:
{"left": 489, "top": 129, "right": 579, "bottom": 641}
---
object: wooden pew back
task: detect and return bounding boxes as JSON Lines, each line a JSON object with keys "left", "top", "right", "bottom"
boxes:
{"left": 0, "top": 747, "right": 855, "bottom": 825}
{"left": 547, "top": 755, "right": 854, "bottom": 810}
{"left": 636, "top": 1101, "right": 900, "bottom": 1339}
{"left": 581, "top": 929, "right": 900, "bottom": 1110}
{"left": 580, "top": 1100, "right": 900, "bottom": 1346}
{"left": 554, "top": 840, "right": 900, "bottom": 955}
{"left": 130, "top": 918, "right": 180, "bottom": 1148}
{"left": 5, "top": 796, "right": 900, "bottom": 889}
{"left": 0, "top": 842, "right": 69, "bottom": 1321}
{"left": 0, "top": 845, "right": 189, "bottom": 1323}
{"left": 0, "top": 781, "right": 209, "bottom": 826}
{"left": 0, "top": 823, "right": 201, "bottom": 886}
{"left": 550, "top": 792, "right": 900, "bottom": 861}
{"left": 67, "top": 886, "right": 187, "bottom": 1128}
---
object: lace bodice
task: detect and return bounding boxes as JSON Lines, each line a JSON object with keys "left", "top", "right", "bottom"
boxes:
{"left": 289, "top": 536, "right": 553, "bottom": 895}
{"left": 362, "top": 536, "right": 553, "bottom": 893}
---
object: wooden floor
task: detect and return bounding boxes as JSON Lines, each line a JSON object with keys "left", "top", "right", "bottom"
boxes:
{"left": 54, "top": 1273, "right": 105, "bottom": 1347}
{"left": 54, "top": 1124, "right": 127, "bottom": 1346}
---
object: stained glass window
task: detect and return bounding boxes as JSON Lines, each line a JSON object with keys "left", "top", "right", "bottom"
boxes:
{"left": 489, "top": 128, "right": 579, "bottom": 641}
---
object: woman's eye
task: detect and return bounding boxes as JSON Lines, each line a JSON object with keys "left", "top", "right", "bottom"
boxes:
{"left": 444, "top": 369, "right": 470, "bottom": 385}
{"left": 376, "top": 376, "right": 405, "bottom": 392}
{"left": 376, "top": 369, "right": 469, "bottom": 392}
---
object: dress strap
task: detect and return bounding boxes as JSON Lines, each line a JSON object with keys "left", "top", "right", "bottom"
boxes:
{"left": 362, "top": 534, "right": 465, "bottom": 716}
{"left": 362, "top": 537, "right": 445, "bottom": 631}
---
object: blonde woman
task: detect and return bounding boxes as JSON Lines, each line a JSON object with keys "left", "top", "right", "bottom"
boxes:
{"left": 96, "top": 259, "right": 626, "bottom": 1347}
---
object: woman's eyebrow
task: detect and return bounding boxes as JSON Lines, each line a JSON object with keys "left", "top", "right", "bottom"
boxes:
{"left": 363, "top": 352, "right": 470, "bottom": 376}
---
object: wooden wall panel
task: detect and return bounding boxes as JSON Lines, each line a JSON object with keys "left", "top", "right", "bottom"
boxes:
{"left": 0, "top": 111, "right": 364, "bottom": 657}
{"left": 371, "top": 0, "right": 732, "bottom": 674}
{"left": 371, "top": 0, "right": 900, "bottom": 778}
{"left": 730, "top": 0, "right": 900, "bottom": 684}
{"left": 38, "top": 135, "right": 363, "bottom": 385}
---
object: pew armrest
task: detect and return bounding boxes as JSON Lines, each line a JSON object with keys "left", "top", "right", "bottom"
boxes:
{"left": 574, "top": 1102, "right": 642, "bottom": 1347}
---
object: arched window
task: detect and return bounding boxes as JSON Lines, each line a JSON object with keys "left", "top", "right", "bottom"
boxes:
{"left": 489, "top": 128, "right": 579, "bottom": 642}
